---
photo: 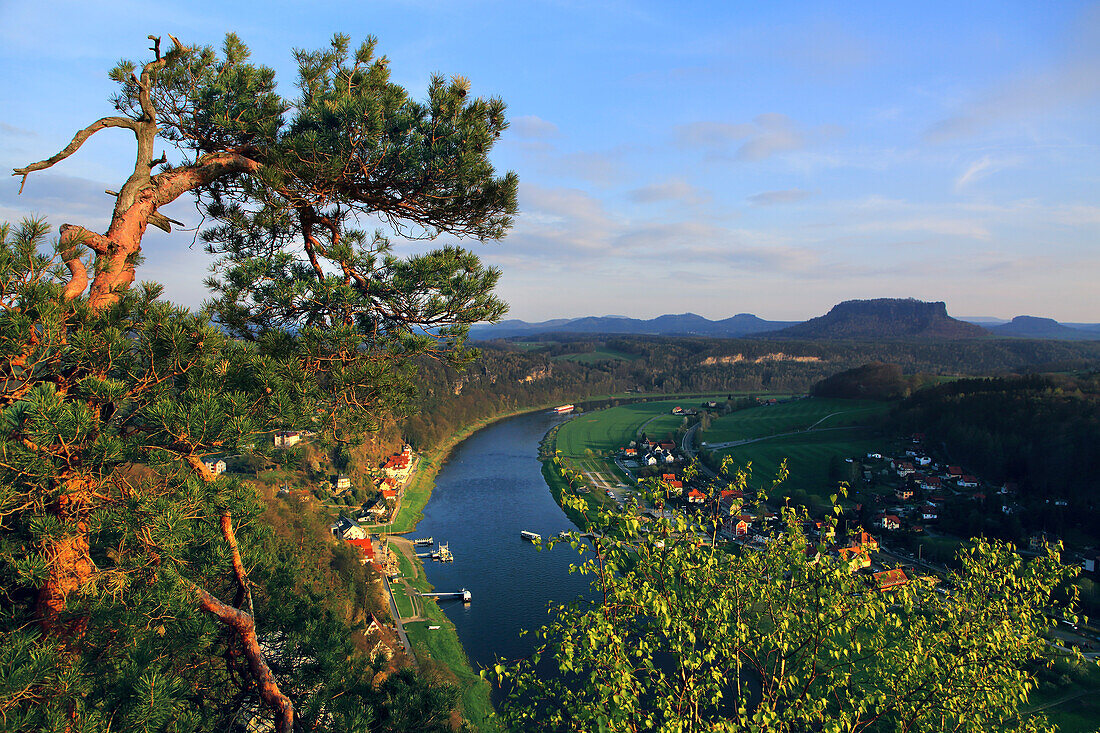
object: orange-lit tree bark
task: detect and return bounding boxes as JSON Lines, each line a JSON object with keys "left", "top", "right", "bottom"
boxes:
{"left": 4, "top": 30, "right": 514, "bottom": 732}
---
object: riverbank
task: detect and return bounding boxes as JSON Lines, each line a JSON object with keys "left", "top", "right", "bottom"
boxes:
{"left": 371, "top": 402, "right": 565, "bottom": 533}
{"left": 367, "top": 403, "right": 569, "bottom": 732}
{"left": 373, "top": 392, "right": 747, "bottom": 730}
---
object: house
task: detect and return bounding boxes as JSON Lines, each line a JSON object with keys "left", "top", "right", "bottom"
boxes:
{"left": 381, "top": 488, "right": 397, "bottom": 501}
{"left": 204, "top": 458, "right": 227, "bottom": 476}
{"left": 663, "top": 453, "right": 676, "bottom": 464}
{"left": 364, "top": 613, "right": 402, "bottom": 661}
{"left": 667, "top": 480, "right": 683, "bottom": 490}
{"left": 346, "top": 536, "right": 377, "bottom": 565}
{"left": 919, "top": 476, "right": 941, "bottom": 491}
{"left": 895, "top": 487, "right": 914, "bottom": 501}
{"left": 646, "top": 455, "right": 658, "bottom": 466}
{"left": 958, "top": 475, "right": 979, "bottom": 488}
{"left": 336, "top": 475, "right": 352, "bottom": 491}
{"left": 946, "top": 466, "right": 963, "bottom": 477}
{"left": 623, "top": 447, "right": 637, "bottom": 457}
{"left": 873, "top": 568, "right": 908, "bottom": 591}
{"left": 851, "top": 531, "right": 879, "bottom": 552}
{"left": 920, "top": 505, "right": 939, "bottom": 521}
{"left": 671, "top": 406, "right": 684, "bottom": 415}
{"left": 687, "top": 488, "right": 706, "bottom": 504}
{"left": 383, "top": 452, "right": 412, "bottom": 480}
{"left": 659, "top": 441, "right": 676, "bottom": 451}
{"left": 876, "top": 514, "right": 902, "bottom": 531}
{"left": 866, "top": 452, "right": 882, "bottom": 460}
{"left": 330, "top": 516, "right": 367, "bottom": 541}
{"left": 836, "top": 546, "right": 871, "bottom": 572}
{"left": 274, "top": 430, "right": 301, "bottom": 448}
{"left": 916, "top": 456, "right": 932, "bottom": 466}
{"left": 702, "top": 401, "right": 718, "bottom": 409}
{"left": 731, "top": 514, "right": 753, "bottom": 536}
{"left": 661, "top": 473, "right": 677, "bottom": 482}
{"left": 893, "top": 460, "right": 915, "bottom": 477}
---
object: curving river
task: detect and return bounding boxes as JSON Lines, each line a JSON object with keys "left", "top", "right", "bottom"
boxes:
{"left": 412, "top": 410, "right": 591, "bottom": 672}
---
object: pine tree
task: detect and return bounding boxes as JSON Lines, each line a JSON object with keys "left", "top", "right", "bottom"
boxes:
{"left": 4, "top": 31, "right": 516, "bottom": 732}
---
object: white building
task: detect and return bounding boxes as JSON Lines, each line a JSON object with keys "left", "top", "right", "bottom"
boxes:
{"left": 274, "top": 431, "right": 301, "bottom": 448}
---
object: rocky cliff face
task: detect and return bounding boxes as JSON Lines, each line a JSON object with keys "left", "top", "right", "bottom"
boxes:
{"left": 759, "top": 299, "right": 988, "bottom": 340}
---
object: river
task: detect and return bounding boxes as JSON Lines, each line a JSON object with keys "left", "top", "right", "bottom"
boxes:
{"left": 412, "top": 409, "right": 591, "bottom": 673}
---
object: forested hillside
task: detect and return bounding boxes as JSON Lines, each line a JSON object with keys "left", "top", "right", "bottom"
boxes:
{"left": 891, "top": 374, "right": 1100, "bottom": 545}
{"left": 399, "top": 336, "right": 1100, "bottom": 455}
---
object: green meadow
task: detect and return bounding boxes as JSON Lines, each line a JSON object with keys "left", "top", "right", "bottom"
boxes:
{"left": 555, "top": 397, "right": 725, "bottom": 458}
{"left": 700, "top": 398, "right": 891, "bottom": 444}
{"left": 552, "top": 347, "right": 640, "bottom": 363}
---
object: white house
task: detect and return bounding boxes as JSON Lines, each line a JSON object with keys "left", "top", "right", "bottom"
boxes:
{"left": 330, "top": 516, "right": 366, "bottom": 541}
{"left": 335, "top": 475, "right": 351, "bottom": 491}
{"left": 204, "top": 459, "right": 227, "bottom": 476}
{"left": 274, "top": 431, "right": 301, "bottom": 448}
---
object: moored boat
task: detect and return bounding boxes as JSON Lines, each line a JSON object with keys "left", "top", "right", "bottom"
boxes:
{"left": 520, "top": 530, "right": 541, "bottom": 542}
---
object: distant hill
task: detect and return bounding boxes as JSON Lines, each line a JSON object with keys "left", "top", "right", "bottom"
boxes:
{"left": 469, "top": 312, "right": 796, "bottom": 340}
{"left": 986, "top": 316, "right": 1100, "bottom": 341}
{"left": 757, "top": 299, "right": 987, "bottom": 340}
{"left": 811, "top": 362, "right": 912, "bottom": 400}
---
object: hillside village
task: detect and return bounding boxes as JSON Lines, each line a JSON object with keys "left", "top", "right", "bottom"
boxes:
{"left": 604, "top": 409, "right": 1099, "bottom": 598}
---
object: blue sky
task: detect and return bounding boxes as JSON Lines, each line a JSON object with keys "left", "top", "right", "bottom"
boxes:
{"left": 2, "top": 1, "right": 1098, "bottom": 321}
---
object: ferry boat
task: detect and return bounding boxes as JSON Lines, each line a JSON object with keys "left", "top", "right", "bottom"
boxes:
{"left": 520, "top": 530, "right": 541, "bottom": 542}
{"left": 552, "top": 404, "right": 575, "bottom": 415}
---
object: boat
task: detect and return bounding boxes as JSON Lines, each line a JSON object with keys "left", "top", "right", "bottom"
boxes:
{"left": 520, "top": 530, "right": 541, "bottom": 542}
{"left": 551, "top": 404, "right": 575, "bottom": 414}
{"left": 411, "top": 536, "right": 434, "bottom": 546}
{"left": 431, "top": 542, "right": 453, "bottom": 562}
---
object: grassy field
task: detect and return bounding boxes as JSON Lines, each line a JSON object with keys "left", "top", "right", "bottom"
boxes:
{"left": 553, "top": 348, "right": 640, "bottom": 363}
{"left": 1024, "top": 654, "right": 1100, "bottom": 732}
{"left": 700, "top": 398, "right": 891, "bottom": 445}
{"left": 556, "top": 397, "right": 727, "bottom": 458}
{"left": 710, "top": 429, "right": 885, "bottom": 503}
{"left": 508, "top": 341, "right": 557, "bottom": 351}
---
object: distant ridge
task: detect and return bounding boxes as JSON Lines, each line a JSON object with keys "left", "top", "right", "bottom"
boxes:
{"left": 469, "top": 312, "right": 796, "bottom": 340}
{"left": 756, "top": 298, "right": 987, "bottom": 340}
{"left": 986, "top": 315, "right": 1099, "bottom": 341}
{"left": 470, "top": 304, "right": 1100, "bottom": 342}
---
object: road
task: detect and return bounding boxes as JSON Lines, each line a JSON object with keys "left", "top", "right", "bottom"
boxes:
{"left": 381, "top": 573, "right": 414, "bottom": 656}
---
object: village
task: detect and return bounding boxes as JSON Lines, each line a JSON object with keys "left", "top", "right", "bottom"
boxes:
{"left": 605, "top": 411, "right": 1099, "bottom": 606}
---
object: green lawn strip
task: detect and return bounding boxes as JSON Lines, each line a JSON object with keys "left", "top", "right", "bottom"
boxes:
{"left": 390, "top": 582, "right": 415, "bottom": 619}
{"left": 400, "top": 551, "right": 500, "bottom": 732}
{"left": 542, "top": 461, "right": 602, "bottom": 530}
{"left": 701, "top": 398, "right": 889, "bottom": 444}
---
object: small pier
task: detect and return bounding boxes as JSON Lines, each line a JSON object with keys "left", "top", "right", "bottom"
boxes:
{"left": 421, "top": 588, "right": 472, "bottom": 603}
{"left": 431, "top": 542, "right": 453, "bottom": 562}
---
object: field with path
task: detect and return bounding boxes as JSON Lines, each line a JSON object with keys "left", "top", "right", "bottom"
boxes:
{"left": 700, "top": 398, "right": 890, "bottom": 445}
{"left": 713, "top": 429, "right": 884, "bottom": 500}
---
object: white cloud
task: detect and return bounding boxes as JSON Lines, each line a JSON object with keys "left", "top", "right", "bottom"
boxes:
{"left": 748, "top": 188, "right": 813, "bottom": 206}
{"left": 675, "top": 114, "right": 841, "bottom": 163}
{"left": 509, "top": 114, "right": 560, "bottom": 140}
{"left": 627, "top": 178, "right": 710, "bottom": 205}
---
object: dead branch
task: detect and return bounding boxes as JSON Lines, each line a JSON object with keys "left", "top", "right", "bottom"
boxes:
{"left": 12, "top": 117, "right": 138, "bottom": 193}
